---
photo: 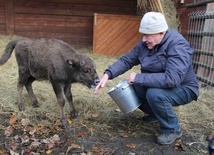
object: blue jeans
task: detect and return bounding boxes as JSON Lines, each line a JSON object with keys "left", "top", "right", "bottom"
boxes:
{"left": 133, "top": 84, "right": 197, "bottom": 134}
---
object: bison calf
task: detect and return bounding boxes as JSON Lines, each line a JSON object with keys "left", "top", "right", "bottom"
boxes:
{"left": 0, "top": 38, "right": 99, "bottom": 124}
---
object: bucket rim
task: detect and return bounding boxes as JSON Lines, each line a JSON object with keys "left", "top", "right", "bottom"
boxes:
{"left": 107, "top": 80, "right": 129, "bottom": 94}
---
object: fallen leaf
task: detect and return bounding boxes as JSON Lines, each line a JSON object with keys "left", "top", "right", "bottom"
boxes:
{"left": 13, "top": 135, "right": 19, "bottom": 140}
{"left": 7, "top": 141, "right": 19, "bottom": 151}
{"left": 67, "top": 119, "right": 73, "bottom": 125}
{"left": 0, "top": 124, "right": 4, "bottom": 130}
{"left": 41, "top": 139, "right": 50, "bottom": 144}
{"left": 52, "top": 134, "right": 60, "bottom": 142}
{"left": 77, "top": 131, "right": 86, "bottom": 137}
{"left": 29, "top": 152, "right": 40, "bottom": 155}
{"left": 36, "top": 126, "right": 43, "bottom": 135}
{"left": 175, "top": 138, "right": 182, "bottom": 143}
{"left": 91, "top": 113, "right": 99, "bottom": 118}
{"left": 48, "top": 143, "right": 55, "bottom": 149}
{"left": 174, "top": 139, "right": 186, "bottom": 151}
{"left": 126, "top": 143, "right": 137, "bottom": 149}
{"left": 44, "top": 126, "right": 55, "bottom": 134}
{"left": 9, "top": 150, "right": 19, "bottom": 155}
{"left": 0, "top": 149, "right": 4, "bottom": 154}
{"left": 31, "top": 140, "right": 41, "bottom": 148}
{"left": 174, "top": 143, "right": 186, "bottom": 151}
{"left": 9, "top": 116, "right": 17, "bottom": 125}
{"left": 46, "top": 149, "right": 52, "bottom": 155}
{"left": 29, "top": 127, "right": 36, "bottom": 136}
{"left": 92, "top": 146, "right": 99, "bottom": 152}
{"left": 21, "top": 118, "right": 30, "bottom": 126}
{"left": 24, "top": 147, "right": 32, "bottom": 153}
{"left": 20, "top": 135, "right": 30, "bottom": 144}
{"left": 66, "top": 144, "right": 81, "bottom": 155}
{"left": 4, "top": 126, "right": 14, "bottom": 136}
{"left": 120, "top": 133, "right": 129, "bottom": 138}
{"left": 67, "top": 139, "right": 75, "bottom": 144}
{"left": 54, "top": 119, "right": 61, "bottom": 126}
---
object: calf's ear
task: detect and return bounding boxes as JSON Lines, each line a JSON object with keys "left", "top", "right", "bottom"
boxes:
{"left": 66, "top": 58, "right": 80, "bottom": 68}
{"left": 67, "top": 60, "right": 73, "bottom": 65}
{"left": 66, "top": 54, "right": 86, "bottom": 68}
{"left": 80, "top": 61, "right": 85, "bottom": 66}
{"left": 67, "top": 60, "right": 74, "bottom": 68}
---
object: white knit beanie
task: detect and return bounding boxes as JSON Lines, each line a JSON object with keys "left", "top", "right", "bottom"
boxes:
{"left": 139, "top": 12, "right": 168, "bottom": 34}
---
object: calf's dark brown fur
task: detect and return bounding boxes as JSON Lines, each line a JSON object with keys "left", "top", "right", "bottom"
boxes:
{"left": 0, "top": 38, "right": 99, "bottom": 123}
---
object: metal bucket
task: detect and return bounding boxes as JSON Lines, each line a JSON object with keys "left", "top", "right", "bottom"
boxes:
{"left": 107, "top": 80, "right": 141, "bottom": 114}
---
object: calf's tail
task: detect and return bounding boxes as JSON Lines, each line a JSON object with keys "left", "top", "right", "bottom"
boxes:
{"left": 0, "top": 40, "right": 19, "bottom": 65}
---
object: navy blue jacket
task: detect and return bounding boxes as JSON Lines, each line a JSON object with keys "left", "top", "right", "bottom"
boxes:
{"left": 106, "top": 28, "right": 199, "bottom": 98}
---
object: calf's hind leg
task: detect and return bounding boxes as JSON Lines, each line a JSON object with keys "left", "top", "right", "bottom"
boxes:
{"left": 17, "top": 82, "right": 25, "bottom": 111}
{"left": 17, "top": 72, "right": 31, "bottom": 111}
{"left": 25, "top": 76, "right": 39, "bottom": 108}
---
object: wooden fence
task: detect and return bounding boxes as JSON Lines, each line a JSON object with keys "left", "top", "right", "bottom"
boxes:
{"left": 0, "top": 0, "right": 137, "bottom": 49}
{"left": 93, "top": 14, "right": 141, "bottom": 56}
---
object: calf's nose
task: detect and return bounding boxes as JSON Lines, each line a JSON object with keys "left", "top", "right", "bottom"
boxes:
{"left": 89, "top": 78, "right": 100, "bottom": 89}
{"left": 94, "top": 78, "right": 100, "bottom": 86}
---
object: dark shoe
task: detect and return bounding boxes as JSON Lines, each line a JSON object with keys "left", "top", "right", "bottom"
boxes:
{"left": 156, "top": 130, "right": 182, "bottom": 145}
{"left": 142, "top": 115, "right": 158, "bottom": 123}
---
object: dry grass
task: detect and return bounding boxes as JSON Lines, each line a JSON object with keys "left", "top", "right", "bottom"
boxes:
{"left": 0, "top": 35, "right": 213, "bottom": 154}
{"left": 137, "top": 0, "right": 180, "bottom": 30}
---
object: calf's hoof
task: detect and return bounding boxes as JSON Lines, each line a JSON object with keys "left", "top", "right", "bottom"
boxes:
{"left": 18, "top": 104, "right": 25, "bottom": 111}
{"left": 70, "top": 112, "right": 78, "bottom": 119}
{"left": 33, "top": 102, "right": 39, "bottom": 108}
{"left": 60, "top": 118, "right": 70, "bottom": 130}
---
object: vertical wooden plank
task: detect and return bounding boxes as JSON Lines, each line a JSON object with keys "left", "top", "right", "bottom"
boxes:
{"left": 5, "top": 0, "right": 14, "bottom": 35}
{"left": 93, "top": 13, "right": 98, "bottom": 53}
{"left": 157, "top": 0, "right": 164, "bottom": 14}
{"left": 93, "top": 13, "right": 141, "bottom": 56}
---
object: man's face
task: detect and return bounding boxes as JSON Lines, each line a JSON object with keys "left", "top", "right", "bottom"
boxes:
{"left": 141, "top": 33, "right": 163, "bottom": 50}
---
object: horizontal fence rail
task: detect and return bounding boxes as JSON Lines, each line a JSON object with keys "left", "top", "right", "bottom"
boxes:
{"left": 187, "top": 10, "right": 214, "bottom": 88}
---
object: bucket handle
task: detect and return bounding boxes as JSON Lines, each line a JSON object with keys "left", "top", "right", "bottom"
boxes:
{"left": 122, "top": 84, "right": 130, "bottom": 90}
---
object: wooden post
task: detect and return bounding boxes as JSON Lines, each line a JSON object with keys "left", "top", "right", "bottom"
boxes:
{"left": 157, "top": 0, "right": 164, "bottom": 14}
{"left": 5, "top": 0, "right": 14, "bottom": 35}
{"left": 148, "top": 0, "right": 164, "bottom": 14}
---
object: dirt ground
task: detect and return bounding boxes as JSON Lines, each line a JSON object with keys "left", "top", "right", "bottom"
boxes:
{"left": 0, "top": 108, "right": 210, "bottom": 155}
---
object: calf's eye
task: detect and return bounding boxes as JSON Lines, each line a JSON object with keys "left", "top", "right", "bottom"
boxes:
{"left": 83, "top": 69, "right": 89, "bottom": 73}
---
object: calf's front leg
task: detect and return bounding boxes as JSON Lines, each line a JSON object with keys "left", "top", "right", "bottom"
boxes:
{"left": 64, "top": 84, "right": 77, "bottom": 118}
{"left": 55, "top": 91, "right": 70, "bottom": 129}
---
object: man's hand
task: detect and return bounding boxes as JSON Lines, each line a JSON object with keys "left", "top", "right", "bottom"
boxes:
{"left": 94, "top": 73, "right": 109, "bottom": 94}
{"left": 127, "top": 72, "right": 136, "bottom": 85}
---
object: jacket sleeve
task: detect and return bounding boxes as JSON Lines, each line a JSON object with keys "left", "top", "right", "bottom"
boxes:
{"left": 134, "top": 40, "right": 194, "bottom": 88}
{"left": 106, "top": 42, "right": 141, "bottom": 79}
